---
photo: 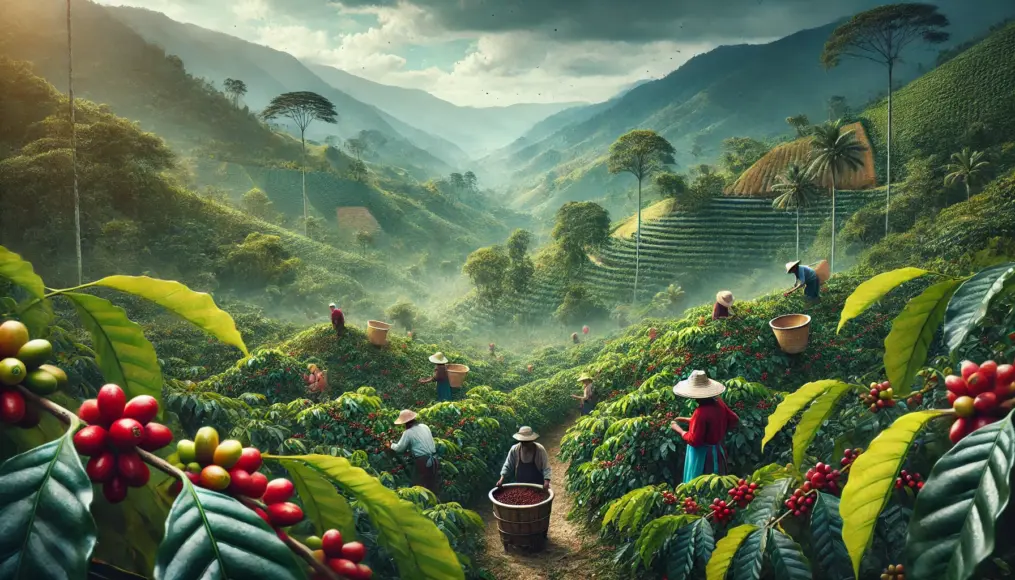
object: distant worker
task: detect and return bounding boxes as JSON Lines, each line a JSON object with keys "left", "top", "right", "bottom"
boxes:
{"left": 785, "top": 261, "right": 820, "bottom": 301}
{"left": 389, "top": 410, "right": 439, "bottom": 493}
{"left": 571, "top": 332, "right": 580, "bottom": 345}
{"left": 305, "top": 364, "right": 327, "bottom": 394}
{"left": 329, "top": 303, "right": 345, "bottom": 338}
{"left": 670, "top": 371, "right": 740, "bottom": 484}
{"left": 571, "top": 373, "right": 595, "bottom": 415}
{"left": 420, "top": 352, "right": 453, "bottom": 402}
{"left": 496, "top": 426, "right": 551, "bottom": 490}
{"left": 713, "top": 291, "right": 734, "bottom": 320}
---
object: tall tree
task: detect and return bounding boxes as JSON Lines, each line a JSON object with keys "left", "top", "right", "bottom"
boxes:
{"left": 655, "top": 172, "right": 688, "bottom": 202}
{"left": 463, "top": 171, "right": 478, "bottom": 193}
{"left": 345, "top": 136, "right": 367, "bottom": 161}
{"left": 260, "top": 91, "right": 338, "bottom": 236}
{"left": 808, "top": 121, "right": 867, "bottom": 273}
{"left": 822, "top": 4, "right": 949, "bottom": 237}
{"left": 943, "top": 148, "right": 991, "bottom": 201}
{"left": 67, "top": 0, "right": 82, "bottom": 284}
{"left": 551, "top": 202, "right": 611, "bottom": 281}
{"left": 771, "top": 164, "right": 820, "bottom": 260}
{"left": 505, "top": 229, "right": 535, "bottom": 295}
{"left": 223, "top": 78, "right": 248, "bottom": 107}
{"left": 786, "top": 114, "right": 811, "bottom": 137}
{"left": 449, "top": 172, "right": 465, "bottom": 198}
{"left": 606, "top": 130, "right": 675, "bottom": 303}
{"left": 462, "top": 246, "right": 510, "bottom": 306}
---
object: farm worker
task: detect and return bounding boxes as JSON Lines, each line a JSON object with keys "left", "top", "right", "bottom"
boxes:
{"left": 420, "top": 352, "right": 453, "bottom": 402}
{"left": 670, "top": 371, "right": 740, "bottom": 484}
{"left": 571, "top": 332, "right": 580, "bottom": 344}
{"left": 713, "top": 291, "right": 734, "bottom": 320}
{"left": 329, "top": 303, "right": 345, "bottom": 338}
{"left": 305, "top": 364, "right": 327, "bottom": 394}
{"left": 785, "top": 261, "right": 820, "bottom": 301}
{"left": 390, "top": 409, "right": 440, "bottom": 493}
{"left": 570, "top": 373, "right": 595, "bottom": 415}
{"left": 495, "top": 426, "right": 551, "bottom": 490}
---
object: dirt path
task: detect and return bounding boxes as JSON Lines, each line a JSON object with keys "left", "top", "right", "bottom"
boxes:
{"left": 474, "top": 416, "right": 606, "bottom": 580}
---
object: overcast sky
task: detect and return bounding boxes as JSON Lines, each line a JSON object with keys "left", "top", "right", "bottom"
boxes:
{"left": 93, "top": 0, "right": 990, "bottom": 107}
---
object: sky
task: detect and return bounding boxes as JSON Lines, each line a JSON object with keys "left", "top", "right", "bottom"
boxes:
{"left": 93, "top": 0, "right": 969, "bottom": 107}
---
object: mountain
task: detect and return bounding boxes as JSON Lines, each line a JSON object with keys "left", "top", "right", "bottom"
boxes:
{"left": 307, "top": 63, "right": 583, "bottom": 157}
{"left": 103, "top": 5, "right": 467, "bottom": 174}
{"left": 494, "top": 0, "right": 1015, "bottom": 220}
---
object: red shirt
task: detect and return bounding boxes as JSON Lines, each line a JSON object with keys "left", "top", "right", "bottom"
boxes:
{"left": 330, "top": 309, "right": 345, "bottom": 329}
{"left": 682, "top": 398, "right": 740, "bottom": 446}
{"left": 712, "top": 302, "right": 730, "bottom": 320}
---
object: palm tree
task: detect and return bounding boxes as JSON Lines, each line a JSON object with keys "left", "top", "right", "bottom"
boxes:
{"left": 807, "top": 121, "right": 867, "bottom": 272}
{"left": 67, "top": 0, "right": 82, "bottom": 284}
{"left": 944, "top": 148, "right": 990, "bottom": 201}
{"left": 772, "top": 164, "right": 820, "bottom": 260}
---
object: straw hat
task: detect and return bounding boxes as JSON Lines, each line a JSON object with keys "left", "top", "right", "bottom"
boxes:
{"left": 716, "top": 291, "right": 734, "bottom": 308}
{"left": 429, "top": 352, "right": 449, "bottom": 365}
{"left": 673, "top": 370, "right": 727, "bottom": 399}
{"left": 577, "top": 373, "right": 593, "bottom": 383}
{"left": 393, "top": 409, "right": 418, "bottom": 425}
{"left": 786, "top": 260, "right": 801, "bottom": 273}
{"left": 513, "top": 426, "right": 540, "bottom": 441}
{"left": 328, "top": 303, "right": 337, "bottom": 309}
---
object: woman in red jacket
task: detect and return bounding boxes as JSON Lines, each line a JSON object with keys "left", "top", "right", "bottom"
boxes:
{"left": 669, "top": 371, "right": 740, "bottom": 484}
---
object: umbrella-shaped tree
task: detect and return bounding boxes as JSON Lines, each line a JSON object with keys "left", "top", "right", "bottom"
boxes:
{"left": 943, "top": 148, "right": 991, "bottom": 201}
{"left": 808, "top": 121, "right": 867, "bottom": 272}
{"left": 771, "top": 164, "right": 821, "bottom": 260}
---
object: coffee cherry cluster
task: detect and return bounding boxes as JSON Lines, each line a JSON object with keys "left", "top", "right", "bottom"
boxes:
{"left": 661, "top": 490, "right": 677, "bottom": 505}
{"left": 305, "top": 529, "right": 373, "bottom": 579}
{"left": 881, "top": 564, "right": 905, "bottom": 580}
{"left": 905, "top": 392, "right": 923, "bottom": 407}
{"left": 681, "top": 497, "right": 699, "bottom": 515}
{"left": 946, "top": 359, "right": 1015, "bottom": 443}
{"left": 0, "top": 320, "right": 68, "bottom": 428}
{"left": 783, "top": 488, "right": 814, "bottom": 517}
{"left": 861, "top": 381, "right": 896, "bottom": 412}
{"left": 709, "top": 498, "right": 734, "bottom": 524}
{"left": 804, "top": 463, "right": 841, "bottom": 494}
{"left": 168, "top": 426, "right": 269, "bottom": 501}
{"left": 727, "top": 479, "right": 758, "bottom": 508}
{"left": 73, "top": 384, "right": 173, "bottom": 503}
{"left": 840, "top": 448, "right": 863, "bottom": 468}
{"left": 251, "top": 479, "right": 307, "bottom": 537}
{"left": 894, "top": 470, "right": 923, "bottom": 492}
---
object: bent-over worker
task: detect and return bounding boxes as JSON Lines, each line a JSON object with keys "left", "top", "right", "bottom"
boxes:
{"left": 496, "top": 426, "right": 551, "bottom": 490}
{"left": 419, "top": 352, "right": 453, "bottom": 402}
{"left": 329, "top": 303, "right": 345, "bottom": 338}
{"left": 670, "top": 371, "right": 740, "bottom": 484}
{"left": 713, "top": 291, "right": 734, "bottom": 320}
{"left": 389, "top": 409, "right": 440, "bottom": 493}
{"left": 785, "top": 261, "right": 820, "bottom": 301}
{"left": 571, "top": 373, "right": 595, "bottom": 415}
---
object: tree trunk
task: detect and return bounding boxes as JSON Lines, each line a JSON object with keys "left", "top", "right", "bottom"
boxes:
{"left": 68, "top": 0, "right": 82, "bottom": 285}
{"left": 885, "top": 62, "right": 893, "bottom": 237}
{"left": 301, "top": 133, "right": 308, "bottom": 238}
{"left": 795, "top": 206, "right": 800, "bottom": 260}
{"left": 830, "top": 168, "right": 837, "bottom": 274}
{"left": 634, "top": 177, "right": 641, "bottom": 304}
{"left": 966, "top": 180, "right": 971, "bottom": 202}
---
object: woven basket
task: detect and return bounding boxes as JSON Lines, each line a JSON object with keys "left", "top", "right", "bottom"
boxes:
{"left": 446, "top": 364, "right": 469, "bottom": 388}
{"left": 811, "top": 260, "right": 831, "bottom": 284}
{"left": 769, "top": 314, "right": 812, "bottom": 354}
{"left": 489, "top": 483, "right": 554, "bottom": 552}
{"left": 366, "top": 320, "right": 391, "bottom": 346}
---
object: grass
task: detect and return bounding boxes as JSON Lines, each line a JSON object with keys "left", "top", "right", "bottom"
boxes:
{"left": 612, "top": 199, "right": 678, "bottom": 239}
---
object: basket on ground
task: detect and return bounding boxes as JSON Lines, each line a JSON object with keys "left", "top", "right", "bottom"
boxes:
{"left": 489, "top": 483, "right": 553, "bottom": 552}
{"left": 446, "top": 364, "right": 470, "bottom": 388}
{"left": 811, "top": 260, "right": 831, "bottom": 283}
{"left": 366, "top": 320, "right": 391, "bottom": 346}
{"left": 770, "top": 314, "right": 811, "bottom": 354}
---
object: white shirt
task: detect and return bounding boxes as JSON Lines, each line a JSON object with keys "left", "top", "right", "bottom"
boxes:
{"left": 390, "top": 423, "right": 437, "bottom": 458}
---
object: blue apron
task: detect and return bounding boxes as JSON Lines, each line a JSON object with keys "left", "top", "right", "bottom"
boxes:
{"left": 437, "top": 379, "right": 453, "bottom": 402}
{"left": 682, "top": 444, "right": 728, "bottom": 484}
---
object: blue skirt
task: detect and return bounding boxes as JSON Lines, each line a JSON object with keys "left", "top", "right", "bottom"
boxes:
{"left": 437, "top": 379, "right": 453, "bottom": 402}
{"left": 804, "top": 277, "right": 820, "bottom": 299}
{"left": 682, "top": 444, "right": 727, "bottom": 484}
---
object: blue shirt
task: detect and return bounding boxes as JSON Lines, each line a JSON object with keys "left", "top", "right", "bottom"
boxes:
{"left": 797, "top": 265, "right": 819, "bottom": 285}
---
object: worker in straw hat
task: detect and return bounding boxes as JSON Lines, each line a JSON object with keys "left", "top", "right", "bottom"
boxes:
{"left": 496, "top": 426, "right": 551, "bottom": 490}
{"left": 570, "top": 373, "right": 596, "bottom": 415}
{"left": 785, "top": 261, "right": 820, "bottom": 301}
{"left": 389, "top": 409, "right": 440, "bottom": 493}
{"left": 419, "top": 352, "right": 453, "bottom": 402}
{"left": 670, "top": 371, "right": 740, "bottom": 484}
{"left": 713, "top": 291, "right": 734, "bottom": 320}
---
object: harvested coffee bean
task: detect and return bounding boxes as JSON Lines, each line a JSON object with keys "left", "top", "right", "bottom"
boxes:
{"left": 494, "top": 486, "right": 549, "bottom": 505}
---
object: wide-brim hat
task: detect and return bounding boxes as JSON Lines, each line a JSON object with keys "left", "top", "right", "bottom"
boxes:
{"left": 577, "top": 373, "right": 593, "bottom": 383}
{"left": 429, "top": 352, "right": 449, "bottom": 365}
{"left": 328, "top": 303, "right": 337, "bottom": 308}
{"left": 513, "top": 426, "right": 539, "bottom": 441}
{"left": 394, "top": 409, "right": 418, "bottom": 425}
{"left": 674, "top": 370, "right": 726, "bottom": 399}
{"left": 786, "top": 260, "right": 801, "bottom": 273}
{"left": 716, "top": 291, "right": 734, "bottom": 307}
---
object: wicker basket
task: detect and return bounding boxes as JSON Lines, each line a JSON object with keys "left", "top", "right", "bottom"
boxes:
{"left": 489, "top": 484, "right": 554, "bottom": 552}
{"left": 811, "top": 260, "right": 831, "bottom": 283}
{"left": 366, "top": 320, "right": 391, "bottom": 346}
{"left": 769, "top": 314, "right": 812, "bottom": 354}
{"left": 446, "top": 364, "right": 469, "bottom": 388}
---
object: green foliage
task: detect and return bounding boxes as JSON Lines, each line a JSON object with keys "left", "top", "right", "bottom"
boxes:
{"left": 554, "top": 285, "right": 609, "bottom": 328}
{"left": 260, "top": 91, "right": 338, "bottom": 137}
{"left": 241, "top": 188, "right": 275, "bottom": 221}
{"left": 462, "top": 246, "right": 510, "bottom": 306}
{"left": 705, "top": 524, "right": 756, "bottom": 580}
{"left": 719, "top": 137, "right": 771, "bottom": 180}
{"left": 742, "top": 478, "right": 792, "bottom": 526}
{"left": 283, "top": 459, "right": 358, "bottom": 541}
{"left": 791, "top": 383, "right": 853, "bottom": 466}
{"left": 385, "top": 300, "right": 419, "bottom": 331}
{"left": 883, "top": 279, "right": 962, "bottom": 396}
{"left": 837, "top": 267, "right": 929, "bottom": 332}
{"left": 762, "top": 380, "right": 852, "bottom": 450}
{"left": 810, "top": 492, "right": 852, "bottom": 580}
{"left": 906, "top": 412, "right": 1015, "bottom": 580}
{"left": 634, "top": 515, "right": 698, "bottom": 567}
{"left": 766, "top": 529, "right": 811, "bottom": 580}
{"left": 656, "top": 172, "right": 688, "bottom": 200}
{"left": 155, "top": 481, "right": 305, "bottom": 580}
{"left": 0, "top": 421, "right": 96, "bottom": 580}
{"left": 943, "top": 263, "right": 1015, "bottom": 355}
{"left": 218, "top": 233, "right": 301, "bottom": 290}
{"left": 607, "top": 130, "right": 675, "bottom": 183}
{"left": 551, "top": 201, "right": 611, "bottom": 278}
